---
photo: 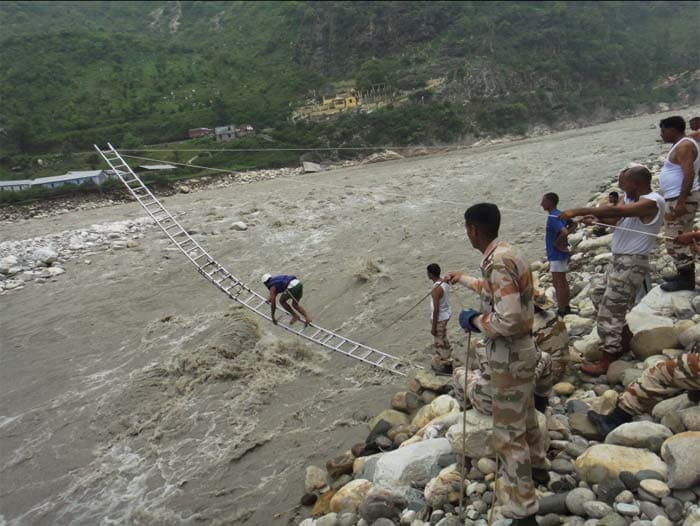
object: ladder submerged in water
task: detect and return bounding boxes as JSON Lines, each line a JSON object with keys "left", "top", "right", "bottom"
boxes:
{"left": 95, "top": 143, "right": 414, "bottom": 376}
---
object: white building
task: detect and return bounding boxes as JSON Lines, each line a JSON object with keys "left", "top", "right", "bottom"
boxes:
{"left": 0, "top": 170, "right": 114, "bottom": 192}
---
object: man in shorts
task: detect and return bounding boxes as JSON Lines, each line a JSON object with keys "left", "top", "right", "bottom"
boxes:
{"left": 262, "top": 273, "right": 312, "bottom": 326}
{"left": 541, "top": 192, "right": 573, "bottom": 317}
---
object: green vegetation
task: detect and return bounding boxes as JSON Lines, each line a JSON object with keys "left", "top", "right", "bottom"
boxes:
{"left": 1, "top": 1, "right": 698, "bottom": 182}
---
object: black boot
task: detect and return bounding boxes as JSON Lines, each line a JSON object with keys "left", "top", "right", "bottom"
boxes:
{"left": 661, "top": 265, "right": 695, "bottom": 292}
{"left": 587, "top": 406, "right": 632, "bottom": 437}
{"left": 534, "top": 394, "right": 549, "bottom": 413}
{"left": 511, "top": 515, "right": 538, "bottom": 526}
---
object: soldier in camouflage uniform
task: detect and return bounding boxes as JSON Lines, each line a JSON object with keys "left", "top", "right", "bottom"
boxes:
{"left": 446, "top": 203, "right": 546, "bottom": 524}
{"left": 452, "top": 305, "right": 568, "bottom": 415}
{"left": 560, "top": 166, "right": 665, "bottom": 376}
{"left": 588, "top": 352, "right": 700, "bottom": 436}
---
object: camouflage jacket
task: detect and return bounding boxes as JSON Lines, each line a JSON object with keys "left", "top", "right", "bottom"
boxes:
{"left": 460, "top": 239, "right": 534, "bottom": 340}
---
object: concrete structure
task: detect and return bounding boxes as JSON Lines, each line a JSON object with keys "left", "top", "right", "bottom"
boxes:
{"left": 215, "top": 125, "right": 237, "bottom": 142}
{"left": 237, "top": 124, "right": 255, "bottom": 136}
{"left": 137, "top": 164, "right": 177, "bottom": 172}
{"left": 0, "top": 170, "right": 114, "bottom": 192}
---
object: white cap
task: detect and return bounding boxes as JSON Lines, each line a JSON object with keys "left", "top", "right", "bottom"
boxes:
{"left": 261, "top": 273, "right": 272, "bottom": 284}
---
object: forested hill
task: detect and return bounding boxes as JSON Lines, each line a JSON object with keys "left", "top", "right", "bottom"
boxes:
{"left": 1, "top": 1, "right": 699, "bottom": 159}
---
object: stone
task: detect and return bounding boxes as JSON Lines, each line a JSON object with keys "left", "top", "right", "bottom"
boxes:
{"left": 569, "top": 413, "right": 604, "bottom": 441}
{"left": 621, "top": 369, "right": 644, "bottom": 387}
{"left": 639, "top": 501, "right": 666, "bottom": 520}
{"left": 652, "top": 518, "right": 672, "bottom": 526}
{"left": 316, "top": 513, "right": 340, "bottom": 526}
{"left": 231, "top": 221, "right": 248, "bottom": 231}
{"left": 599, "top": 514, "right": 627, "bottom": 526}
{"left": 552, "top": 458, "right": 576, "bottom": 474}
{"left": 301, "top": 492, "right": 317, "bottom": 506}
{"left": 671, "top": 489, "right": 696, "bottom": 503}
{"left": 630, "top": 327, "right": 681, "bottom": 360}
{"left": 636, "top": 470, "right": 666, "bottom": 483}
{"left": 589, "top": 390, "right": 620, "bottom": 415}
{"left": 575, "top": 445, "right": 667, "bottom": 484}
{"left": 539, "top": 513, "right": 561, "bottom": 526}
{"left": 640, "top": 480, "right": 671, "bottom": 499}
{"left": 358, "top": 487, "right": 405, "bottom": 523}
{"left": 583, "top": 501, "right": 614, "bottom": 518}
{"left": 682, "top": 508, "right": 700, "bottom": 526}
{"left": 578, "top": 234, "right": 613, "bottom": 251}
{"left": 411, "top": 395, "right": 460, "bottom": 429}
{"left": 330, "top": 479, "right": 374, "bottom": 513}
{"left": 312, "top": 489, "right": 337, "bottom": 515}
{"left": 391, "top": 391, "right": 422, "bottom": 414}
{"left": 566, "top": 488, "right": 597, "bottom": 515}
{"left": 660, "top": 432, "right": 700, "bottom": 489}
{"left": 605, "top": 422, "right": 673, "bottom": 453}
{"left": 616, "top": 490, "right": 635, "bottom": 504}
{"left": 567, "top": 399, "right": 592, "bottom": 415}
{"left": 540, "top": 492, "right": 570, "bottom": 515}
{"left": 410, "top": 370, "right": 452, "bottom": 393}
{"left": 372, "top": 438, "right": 452, "bottom": 495}
{"left": 333, "top": 475, "right": 353, "bottom": 491}
{"left": 626, "top": 310, "right": 674, "bottom": 335}
{"left": 303, "top": 161, "right": 323, "bottom": 173}
{"left": 615, "top": 503, "right": 641, "bottom": 516}
{"left": 597, "top": 476, "right": 627, "bottom": 505}
{"left": 424, "top": 466, "right": 461, "bottom": 507}
{"left": 328, "top": 452, "right": 356, "bottom": 478}
{"left": 661, "top": 497, "right": 684, "bottom": 522}
{"left": 32, "top": 247, "right": 57, "bottom": 264}
{"left": 0, "top": 256, "right": 18, "bottom": 274}
{"left": 607, "top": 361, "right": 636, "bottom": 385}
{"left": 338, "top": 513, "right": 358, "bottom": 526}
{"left": 652, "top": 394, "right": 694, "bottom": 420}
{"left": 620, "top": 471, "right": 640, "bottom": 491}
{"left": 306, "top": 465, "right": 329, "bottom": 493}
{"left": 370, "top": 519, "right": 395, "bottom": 526}
{"left": 369, "top": 410, "right": 410, "bottom": 431}
{"left": 680, "top": 406, "right": 700, "bottom": 431}
{"left": 573, "top": 331, "right": 602, "bottom": 360}
{"left": 678, "top": 324, "right": 700, "bottom": 350}
{"left": 564, "top": 315, "right": 595, "bottom": 336}
{"left": 477, "top": 458, "right": 497, "bottom": 475}
{"left": 554, "top": 382, "right": 576, "bottom": 396}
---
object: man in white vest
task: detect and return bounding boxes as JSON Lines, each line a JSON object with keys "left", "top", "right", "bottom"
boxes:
{"left": 658, "top": 116, "right": 700, "bottom": 291}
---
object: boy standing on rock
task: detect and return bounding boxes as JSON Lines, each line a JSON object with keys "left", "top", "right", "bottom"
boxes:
{"left": 427, "top": 263, "right": 453, "bottom": 374}
{"left": 559, "top": 166, "right": 664, "bottom": 376}
{"left": 445, "top": 203, "right": 546, "bottom": 525}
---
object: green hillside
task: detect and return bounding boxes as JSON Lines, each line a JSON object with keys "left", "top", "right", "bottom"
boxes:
{"left": 1, "top": 1, "right": 698, "bottom": 176}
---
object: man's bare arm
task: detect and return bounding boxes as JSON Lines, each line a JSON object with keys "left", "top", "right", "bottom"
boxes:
{"left": 673, "top": 141, "right": 698, "bottom": 215}
{"left": 560, "top": 199, "right": 657, "bottom": 222}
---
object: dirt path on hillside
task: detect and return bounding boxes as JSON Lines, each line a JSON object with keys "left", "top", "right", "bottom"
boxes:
{"left": 1, "top": 108, "right": 696, "bottom": 525}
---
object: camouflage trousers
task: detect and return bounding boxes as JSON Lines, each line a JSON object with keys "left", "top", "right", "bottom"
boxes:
{"left": 454, "top": 336, "right": 546, "bottom": 518}
{"left": 433, "top": 320, "right": 452, "bottom": 351}
{"left": 619, "top": 352, "right": 700, "bottom": 415}
{"left": 591, "top": 255, "right": 650, "bottom": 357}
{"left": 664, "top": 190, "right": 700, "bottom": 271}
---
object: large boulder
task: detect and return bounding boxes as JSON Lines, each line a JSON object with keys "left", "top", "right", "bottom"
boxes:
{"left": 372, "top": 438, "right": 452, "bottom": 495}
{"left": 330, "top": 479, "right": 374, "bottom": 513}
{"left": 630, "top": 327, "right": 680, "bottom": 360}
{"left": 660, "top": 432, "right": 700, "bottom": 489}
{"left": 631, "top": 285, "right": 696, "bottom": 319}
{"left": 605, "top": 422, "right": 673, "bottom": 453}
{"left": 32, "top": 247, "right": 58, "bottom": 265}
{"left": 575, "top": 444, "right": 667, "bottom": 484}
{"left": 626, "top": 311, "right": 674, "bottom": 335}
{"left": 411, "top": 395, "right": 460, "bottom": 429}
{"left": 446, "top": 409, "right": 548, "bottom": 458}
{"left": 652, "top": 394, "right": 694, "bottom": 420}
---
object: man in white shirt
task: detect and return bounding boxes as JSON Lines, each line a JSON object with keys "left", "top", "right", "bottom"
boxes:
{"left": 559, "top": 166, "right": 664, "bottom": 376}
{"left": 658, "top": 116, "right": 700, "bottom": 291}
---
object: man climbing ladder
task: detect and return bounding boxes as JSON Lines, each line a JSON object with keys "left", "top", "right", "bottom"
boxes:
{"left": 262, "top": 273, "right": 313, "bottom": 326}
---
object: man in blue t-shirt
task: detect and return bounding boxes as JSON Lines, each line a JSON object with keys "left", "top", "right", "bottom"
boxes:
{"left": 541, "top": 193, "right": 574, "bottom": 317}
{"left": 261, "top": 273, "right": 312, "bottom": 326}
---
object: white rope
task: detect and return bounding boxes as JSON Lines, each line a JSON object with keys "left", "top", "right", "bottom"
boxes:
{"left": 459, "top": 330, "right": 471, "bottom": 522}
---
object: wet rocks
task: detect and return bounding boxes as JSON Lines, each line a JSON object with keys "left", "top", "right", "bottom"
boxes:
{"left": 575, "top": 444, "right": 667, "bottom": 483}
{"left": 660, "top": 432, "right": 700, "bottom": 489}
{"left": 605, "top": 422, "right": 673, "bottom": 453}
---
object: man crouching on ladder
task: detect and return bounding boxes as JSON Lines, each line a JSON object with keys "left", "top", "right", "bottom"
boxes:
{"left": 262, "top": 273, "right": 313, "bottom": 327}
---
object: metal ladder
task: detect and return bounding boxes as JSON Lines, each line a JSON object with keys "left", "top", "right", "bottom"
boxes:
{"left": 94, "top": 143, "right": 415, "bottom": 376}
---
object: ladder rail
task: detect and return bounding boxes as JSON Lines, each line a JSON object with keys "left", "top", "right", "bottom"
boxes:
{"left": 94, "top": 143, "right": 413, "bottom": 376}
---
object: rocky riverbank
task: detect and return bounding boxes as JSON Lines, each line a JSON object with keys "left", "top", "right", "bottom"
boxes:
{"left": 294, "top": 154, "right": 700, "bottom": 526}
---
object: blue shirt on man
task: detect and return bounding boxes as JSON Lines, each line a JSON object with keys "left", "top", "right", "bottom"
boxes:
{"left": 266, "top": 274, "right": 295, "bottom": 292}
{"left": 545, "top": 209, "right": 570, "bottom": 262}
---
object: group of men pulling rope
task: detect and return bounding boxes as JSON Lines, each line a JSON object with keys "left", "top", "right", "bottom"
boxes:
{"left": 419, "top": 115, "right": 699, "bottom": 525}
{"left": 255, "top": 116, "right": 698, "bottom": 524}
